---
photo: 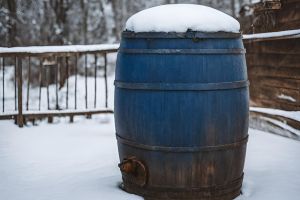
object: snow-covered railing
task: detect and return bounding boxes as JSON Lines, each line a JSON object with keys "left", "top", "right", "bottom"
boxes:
{"left": 0, "top": 44, "right": 119, "bottom": 56}
{"left": 243, "top": 29, "right": 300, "bottom": 41}
{"left": 0, "top": 44, "right": 119, "bottom": 127}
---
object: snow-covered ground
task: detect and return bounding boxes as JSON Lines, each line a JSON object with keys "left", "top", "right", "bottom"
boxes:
{"left": 0, "top": 117, "right": 299, "bottom": 200}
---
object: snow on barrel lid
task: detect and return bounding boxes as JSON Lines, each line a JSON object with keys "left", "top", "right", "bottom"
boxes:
{"left": 125, "top": 4, "right": 240, "bottom": 33}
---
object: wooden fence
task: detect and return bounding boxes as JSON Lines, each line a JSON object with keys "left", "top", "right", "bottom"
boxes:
{"left": 0, "top": 44, "right": 119, "bottom": 127}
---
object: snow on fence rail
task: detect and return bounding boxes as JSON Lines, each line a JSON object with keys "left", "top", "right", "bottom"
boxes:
{"left": 243, "top": 29, "right": 300, "bottom": 41}
{"left": 0, "top": 44, "right": 119, "bottom": 56}
{"left": 0, "top": 44, "right": 119, "bottom": 127}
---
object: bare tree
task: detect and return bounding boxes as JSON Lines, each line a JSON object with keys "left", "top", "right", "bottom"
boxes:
{"left": 7, "top": 0, "right": 18, "bottom": 46}
{"left": 80, "top": 0, "right": 88, "bottom": 44}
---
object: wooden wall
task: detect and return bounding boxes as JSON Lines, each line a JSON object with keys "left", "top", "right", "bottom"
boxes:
{"left": 240, "top": 0, "right": 300, "bottom": 138}
{"left": 244, "top": 37, "right": 300, "bottom": 111}
{"left": 242, "top": 0, "right": 300, "bottom": 111}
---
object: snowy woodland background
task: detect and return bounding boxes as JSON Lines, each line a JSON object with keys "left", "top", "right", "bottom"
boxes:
{"left": 0, "top": 0, "right": 253, "bottom": 47}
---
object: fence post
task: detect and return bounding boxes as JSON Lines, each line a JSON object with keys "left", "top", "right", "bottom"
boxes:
{"left": 2, "top": 57, "right": 5, "bottom": 112}
{"left": 104, "top": 53, "right": 108, "bottom": 108}
{"left": 17, "top": 58, "right": 23, "bottom": 127}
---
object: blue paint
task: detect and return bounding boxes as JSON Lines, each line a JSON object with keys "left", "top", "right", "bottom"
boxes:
{"left": 115, "top": 32, "right": 249, "bottom": 147}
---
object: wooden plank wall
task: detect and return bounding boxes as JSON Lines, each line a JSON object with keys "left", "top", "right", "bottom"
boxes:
{"left": 243, "top": 0, "right": 300, "bottom": 111}
{"left": 245, "top": 37, "right": 300, "bottom": 111}
{"left": 242, "top": 1, "right": 300, "bottom": 137}
{"left": 275, "top": 0, "right": 300, "bottom": 31}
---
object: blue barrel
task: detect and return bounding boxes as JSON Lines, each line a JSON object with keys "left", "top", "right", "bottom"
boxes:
{"left": 115, "top": 31, "right": 249, "bottom": 200}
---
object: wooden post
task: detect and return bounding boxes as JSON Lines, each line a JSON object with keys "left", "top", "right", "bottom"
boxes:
{"left": 104, "top": 53, "right": 108, "bottom": 108}
{"left": 2, "top": 57, "right": 4, "bottom": 112}
{"left": 38, "top": 60, "right": 42, "bottom": 111}
{"left": 26, "top": 56, "right": 31, "bottom": 110}
{"left": 94, "top": 54, "right": 97, "bottom": 108}
{"left": 17, "top": 58, "right": 23, "bottom": 127}
{"left": 55, "top": 57, "right": 59, "bottom": 109}
{"left": 85, "top": 54, "right": 88, "bottom": 109}
{"left": 74, "top": 54, "right": 78, "bottom": 110}
{"left": 48, "top": 116, "right": 53, "bottom": 123}
{"left": 46, "top": 67, "right": 50, "bottom": 110}
{"left": 66, "top": 57, "right": 69, "bottom": 109}
{"left": 70, "top": 115, "right": 74, "bottom": 123}
{"left": 14, "top": 57, "right": 17, "bottom": 110}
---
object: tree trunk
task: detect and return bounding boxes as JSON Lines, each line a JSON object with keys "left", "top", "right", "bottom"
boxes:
{"left": 7, "top": 0, "right": 18, "bottom": 47}
{"left": 231, "top": 0, "right": 236, "bottom": 17}
{"left": 111, "top": 0, "right": 122, "bottom": 41}
{"left": 80, "top": 0, "right": 88, "bottom": 44}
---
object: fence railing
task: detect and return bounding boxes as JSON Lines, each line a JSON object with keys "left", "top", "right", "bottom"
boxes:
{"left": 0, "top": 44, "right": 119, "bottom": 127}
{"left": 1, "top": 30, "right": 300, "bottom": 130}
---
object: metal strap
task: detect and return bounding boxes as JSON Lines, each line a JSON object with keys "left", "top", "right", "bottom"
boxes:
{"left": 122, "top": 31, "right": 242, "bottom": 39}
{"left": 119, "top": 48, "right": 246, "bottom": 54}
{"left": 114, "top": 80, "right": 249, "bottom": 91}
{"left": 122, "top": 173, "right": 243, "bottom": 200}
{"left": 145, "top": 173, "right": 244, "bottom": 193}
{"left": 116, "top": 134, "right": 248, "bottom": 153}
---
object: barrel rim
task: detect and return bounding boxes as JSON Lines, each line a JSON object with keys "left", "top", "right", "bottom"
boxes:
{"left": 122, "top": 31, "right": 242, "bottom": 39}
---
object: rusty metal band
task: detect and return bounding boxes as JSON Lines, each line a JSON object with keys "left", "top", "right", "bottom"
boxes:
{"left": 122, "top": 31, "right": 242, "bottom": 39}
{"left": 147, "top": 174, "right": 241, "bottom": 193}
{"left": 148, "top": 174, "right": 243, "bottom": 192}
{"left": 119, "top": 48, "right": 246, "bottom": 54}
{"left": 114, "top": 80, "right": 249, "bottom": 91}
{"left": 116, "top": 134, "right": 248, "bottom": 153}
{"left": 123, "top": 173, "right": 243, "bottom": 197}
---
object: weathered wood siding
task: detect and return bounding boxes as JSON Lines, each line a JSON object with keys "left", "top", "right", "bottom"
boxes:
{"left": 243, "top": 0, "right": 300, "bottom": 111}
{"left": 245, "top": 37, "right": 300, "bottom": 111}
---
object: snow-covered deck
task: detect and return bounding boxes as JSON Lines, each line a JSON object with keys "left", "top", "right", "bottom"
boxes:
{"left": 0, "top": 117, "right": 299, "bottom": 200}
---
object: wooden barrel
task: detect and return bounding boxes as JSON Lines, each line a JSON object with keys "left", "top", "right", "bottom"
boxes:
{"left": 114, "top": 31, "right": 249, "bottom": 200}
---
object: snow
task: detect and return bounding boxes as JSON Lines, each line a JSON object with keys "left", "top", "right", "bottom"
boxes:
{"left": 0, "top": 119, "right": 300, "bottom": 200}
{"left": 259, "top": 116, "right": 300, "bottom": 137}
{"left": 250, "top": 107, "right": 300, "bottom": 122}
{"left": 0, "top": 117, "right": 141, "bottom": 200}
{"left": 125, "top": 4, "right": 240, "bottom": 33}
{"left": 243, "top": 29, "right": 300, "bottom": 40}
{"left": 277, "top": 94, "right": 296, "bottom": 102}
{"left": 236, "top": 129, "right": 300, "bottom": 200}
{"left": 0, "top": 44, "right": 119, "bottom": 54}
